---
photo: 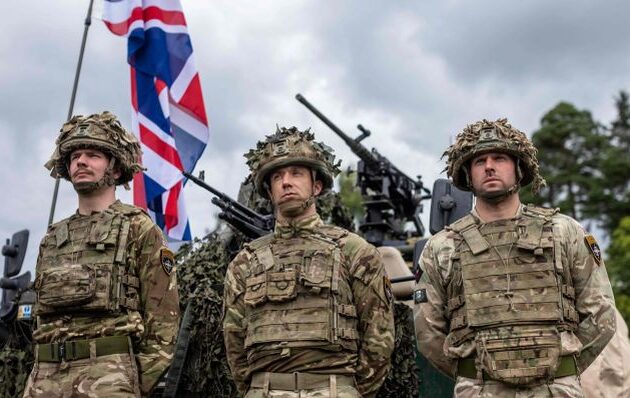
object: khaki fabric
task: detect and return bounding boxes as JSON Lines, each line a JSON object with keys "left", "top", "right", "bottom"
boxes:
{"left": 414, "top": 204, "right": 616, "bottom": 395}
{"left": 581, "top": 308, "right": 630, "bottom": 398}
{"left": 23, "top": 353, "right": 141, "bottom": 398}
{"left": 453, "top": 375, "right": 583, "bottom": 398}
{"left": 223, "top": 214, "right": 394, "bottom": 398}
{"left": 27, "top": 201, "right": 180, "bottom": 396}
{"left": 244, "top": 386, "right": 361, "bottom": 398}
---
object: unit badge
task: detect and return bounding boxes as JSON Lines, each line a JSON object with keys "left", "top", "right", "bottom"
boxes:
{"left": 384, "top": 276, "right": 393, "bottom": 304}
{"left": 584, "top": 235, "right": 602, "bottom": 266}
{"left": 161, "top": 248, "right": 175, "bottom": 275}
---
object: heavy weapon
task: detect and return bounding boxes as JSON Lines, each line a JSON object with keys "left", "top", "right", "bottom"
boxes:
{"left": 183, "top": 171, "right": 274, "bottom": 240}
{"left": 295, "top": 94, "right": 431, "bottom": 248}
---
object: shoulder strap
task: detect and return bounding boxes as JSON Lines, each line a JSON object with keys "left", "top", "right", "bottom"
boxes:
{"left": 448, "top": 214, "right": 490, "bottom": 255}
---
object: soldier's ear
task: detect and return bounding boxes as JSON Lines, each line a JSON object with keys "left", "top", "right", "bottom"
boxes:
{"left": 313, "top": 180, "right": 323, "bottom": 196}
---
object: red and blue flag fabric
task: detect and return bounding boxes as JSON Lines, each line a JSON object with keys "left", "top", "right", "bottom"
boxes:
{"left": 101, "top": 0, "right": 209, "bottom": 241}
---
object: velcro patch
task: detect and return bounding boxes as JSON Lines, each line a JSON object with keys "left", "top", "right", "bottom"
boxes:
{"left": 414, "top": 288, "right": 428, "bottom": 304}
{"left": 584, "top": 235, "right": 602, "bottom": 266}
{"left": 160, "top": 248, "right": 175, "bottom": 275}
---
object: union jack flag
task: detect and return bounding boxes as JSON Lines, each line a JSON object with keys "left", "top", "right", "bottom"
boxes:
{"left": 101, "top": 0, "right": 209, "bottom": 241}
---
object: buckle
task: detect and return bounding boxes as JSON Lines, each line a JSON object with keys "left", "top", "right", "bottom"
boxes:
{"left": 57, "top": 342, "right": 66, "bottom": 361}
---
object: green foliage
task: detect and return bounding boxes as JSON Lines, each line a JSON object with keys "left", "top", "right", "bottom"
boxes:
{"left": 606, "top": 217, "right": 630, "bottom": 325}
{"left": 596, "top": 91, "right": 630, "bottom": 235}
{"left": 337, "top": 169, "right": 365, "bottom": 221}
{"left": 522, "top": 102, "right": 608, "bottom": 220}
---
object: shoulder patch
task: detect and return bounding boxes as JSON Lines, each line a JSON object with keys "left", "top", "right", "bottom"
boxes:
{"left": 584, "top": 235, "right": 602, "bottom": 266}
{"left": 384, "top": 276, "right": 393, "bottom": 304}
{"left": 160, "top": 248, "right": 175, "bottom": 275}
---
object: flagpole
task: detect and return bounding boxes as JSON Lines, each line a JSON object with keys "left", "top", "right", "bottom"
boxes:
{"left": 47, "top": 0, "right": 95, "bottom": 226}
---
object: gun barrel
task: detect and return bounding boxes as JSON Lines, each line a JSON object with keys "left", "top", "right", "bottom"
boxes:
{"left": 295, "top": 94, "right": 377, "bottom": 167}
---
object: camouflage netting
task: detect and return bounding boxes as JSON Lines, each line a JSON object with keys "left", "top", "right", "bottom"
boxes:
{"left": 0, "top": 293, "right": 34, "bottom": 398}
{"left": 443, "top": 118, "right": 545, "bottom": 193}
{"left": 175, "top": 228, "right": 239, "bottom": 397}
{"left": 0, "top": 345, "right": 34, "bottom": 398}
{"left": 378, "top": 303, "right": 420, "bottom": 398}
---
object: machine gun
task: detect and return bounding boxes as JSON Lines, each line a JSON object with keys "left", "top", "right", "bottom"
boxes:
{"left": 296, "top": 94, "right": 431, "bottom": 248}
{"left": 183, "top": 171, "right": 274, "bottom": 239}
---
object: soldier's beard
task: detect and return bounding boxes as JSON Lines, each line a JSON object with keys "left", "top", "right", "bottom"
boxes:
{"left": 72, "top": 169, "right": 117, "bottom": 195}
{"left": 475, "top": 183, "right": 520, "bottom": 204}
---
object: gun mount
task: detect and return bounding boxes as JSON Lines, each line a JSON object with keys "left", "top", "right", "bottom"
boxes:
{"left": 296, "top": 94, "right": 431, "bottom": 248}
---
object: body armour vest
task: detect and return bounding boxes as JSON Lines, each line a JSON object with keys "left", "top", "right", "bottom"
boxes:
{"left": 446, "top": 206, "right": 578, "bottom": 386}
{"left": 242, "top": 225, "right": 359, "bottom": 354}
{"left": 34, "top": 204, "right": 141, "bottom": 319}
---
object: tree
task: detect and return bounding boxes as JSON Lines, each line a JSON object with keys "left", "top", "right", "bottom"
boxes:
{"left": 337, "top": 168, "right": 365, "bottom": 221}
{"left": 606, "top": 216, "right": 630, "bottom": 325}
{"left": 596, "top": 91, "right": 630, "bottom": 235}
{"left": 522, "top": 102, "right": 609, "bottom": 223}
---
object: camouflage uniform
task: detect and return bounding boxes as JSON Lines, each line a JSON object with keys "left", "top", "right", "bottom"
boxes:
{"left": 413, "top": 119, "right": 616, "bottom": 397}
{"left": 223, "top": 127, "right": 395, "bottom": 398}
{"left": 23, "top": 112, "right": 180, "bottom": 398}
{"left": 581, "top": 308, "right": 630, "bottom": 398}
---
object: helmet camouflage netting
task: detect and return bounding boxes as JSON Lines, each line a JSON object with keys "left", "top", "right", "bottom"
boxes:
{"left": 443, "top": 118, "right": 545, "bottom": 193}
{"left": 45, "top": 111, "right": 143, "bottom": 186}
{"left": 244, "top": 126, "right": 341, "bottom": 198}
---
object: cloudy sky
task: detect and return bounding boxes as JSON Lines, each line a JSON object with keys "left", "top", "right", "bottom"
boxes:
{"left": 2, "top": 1, "right": 629, "bottom": 274}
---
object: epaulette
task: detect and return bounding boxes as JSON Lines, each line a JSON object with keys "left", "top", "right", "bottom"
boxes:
{"left": 447, "top": 213, "right": 478, "bottom": 233}
{"left": 522, "top": 204, "right": 559, "bottom": 220}
{"left": 111, "top": 202, "right": 145, "bottom": 216}
{"left": 315, "top": 224, "right": 349, "bottom": 240}
{"left": 245, "top": 233, "right": 275, "bottom": 251}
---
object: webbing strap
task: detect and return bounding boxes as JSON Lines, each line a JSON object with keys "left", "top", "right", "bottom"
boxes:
{"left": 457, "top": 355, "right": 577, "bottom": 380}
{"left": 37, "top": 335, "right": 130, "bottom": 362}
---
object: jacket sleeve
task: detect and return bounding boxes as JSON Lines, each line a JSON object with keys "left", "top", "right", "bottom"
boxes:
{"left": 134, "top": 221, "right": 181, "bottom": 395}
{"left": 222, "top": 250, "right": 250, "bottom": 395}
{"left": 560, "top": 216, "right": 616, "bottom": 372}
{"left": 413, "top": 239, "right": 457, "bottom": 378}
{"left": 347, "top": 239, "right": 395, "bottom": 398}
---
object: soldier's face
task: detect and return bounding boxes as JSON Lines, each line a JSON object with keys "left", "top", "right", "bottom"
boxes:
{"left": 69, "top": 148, "right": 113, "bottom": 185}
{"left": 469, "top": 152, "right": 517, "bottom": 195}
{"left": 269, "top": 165, "right": 322, "bottom": 207}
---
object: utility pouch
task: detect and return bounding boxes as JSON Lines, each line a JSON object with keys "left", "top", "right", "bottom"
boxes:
{"left": 37, "top": 264, "right": 96, "bottom": 312}
{"left": 474, "top": 325, "right": 561, "bottom": 386}
{"left": 244, "top": 273, "right": 267, "bottom": 307}
{"left": 267, "top": 270, "right": 298, "bottom": 302}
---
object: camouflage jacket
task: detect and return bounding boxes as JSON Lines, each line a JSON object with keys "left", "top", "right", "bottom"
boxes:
{"left": 414, "top": 204, "right": 616, "bottom": 378}
{"left": 33, "top": 200, "right": 180, "bottom": 395}
{"left": 223, "top": 213, "right": 394, "bottom": 397}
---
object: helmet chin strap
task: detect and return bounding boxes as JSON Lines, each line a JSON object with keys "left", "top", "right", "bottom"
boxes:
{"left": 474, "top": 183, "right": 520, "bottom": 204}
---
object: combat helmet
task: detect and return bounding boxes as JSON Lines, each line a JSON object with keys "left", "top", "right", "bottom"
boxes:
{"left": 245, "top": 126, "right": 341, "bottom": 198}
{"left": 45, "top": 111, "right": 143, "bottom": 189}
{"left": 443, "top": 118, "right": 545, "bottom": 194}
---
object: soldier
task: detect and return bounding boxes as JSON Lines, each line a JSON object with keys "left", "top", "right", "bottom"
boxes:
{"left": 223, "top": 126, "right": 395, "bottom": 398}
{"left": 413, "top": 118, "right": 616, "bottom": 397}
{"left": 23, "top": 112, "right": 180, "bottom": 397}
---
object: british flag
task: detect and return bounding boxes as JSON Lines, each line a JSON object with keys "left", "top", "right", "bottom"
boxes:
{"left": 101, "top": 0, "right": 209, "bottom": 241}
